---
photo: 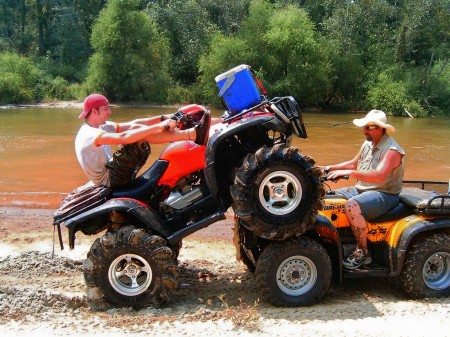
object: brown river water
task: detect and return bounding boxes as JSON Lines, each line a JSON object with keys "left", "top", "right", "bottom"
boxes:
{"left": 0, "top": 106, "right": 448, "bottom": 209}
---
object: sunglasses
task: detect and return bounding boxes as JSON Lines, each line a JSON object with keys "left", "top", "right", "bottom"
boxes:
{"left": 364, "top": 125, "right": 379, "bottom": 130}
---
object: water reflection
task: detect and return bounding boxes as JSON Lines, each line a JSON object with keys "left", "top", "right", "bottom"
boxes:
{"left": 0, "top": 106, "right": 448, "bottom": 208}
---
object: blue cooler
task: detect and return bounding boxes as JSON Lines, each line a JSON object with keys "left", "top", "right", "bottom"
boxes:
{"left": 215, "top": 64, "right": 262, "bottom": 114}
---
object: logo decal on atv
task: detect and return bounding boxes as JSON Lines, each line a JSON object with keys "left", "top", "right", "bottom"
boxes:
{"left": 367, "top": 226, "right": 388, "bottom": 236}
{"left": 323, "top": 204, "right": 346, "bottom": 211}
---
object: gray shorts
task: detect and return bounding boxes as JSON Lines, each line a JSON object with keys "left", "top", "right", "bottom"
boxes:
{"left": 335, "top": 187, "right": 400, "bottom": 220}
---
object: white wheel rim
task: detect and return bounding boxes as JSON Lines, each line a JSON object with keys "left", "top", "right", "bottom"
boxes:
{"left": 276, "top": 255, "right": 317, "bottom": 296}
{"left": 422, "top": 252, "right": 450, "bottom": 290}
{"left": 109, "top": 254, "right": 153, "bottom": 296}
{"left": 259, "top": 171, "right": 302, "bottom": 215}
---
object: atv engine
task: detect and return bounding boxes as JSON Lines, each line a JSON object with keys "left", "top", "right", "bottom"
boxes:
{"left": 160, "top": 174, "right": 205, "bottom": 214}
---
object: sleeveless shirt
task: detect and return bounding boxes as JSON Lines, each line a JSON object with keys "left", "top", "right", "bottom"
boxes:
{"left": 355, "top": 133, "right": 405, "bottom": 194}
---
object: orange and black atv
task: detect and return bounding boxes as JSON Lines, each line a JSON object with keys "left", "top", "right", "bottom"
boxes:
{"left": 235, "top": 178, "right": 450, "bottom": 306}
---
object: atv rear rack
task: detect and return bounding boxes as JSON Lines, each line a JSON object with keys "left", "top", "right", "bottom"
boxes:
{"left": 400, "top": 186, "right": 450, "bottom": 216}
{"left": 419, "top": 195, "right": 450, "bottom": 215}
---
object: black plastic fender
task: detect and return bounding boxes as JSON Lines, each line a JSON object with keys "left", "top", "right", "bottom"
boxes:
{"left": 204, "top": 115, "right": 286, "bottom": 207}
{"left": 313, "top": 214, "right": 344, "bottom": 283}
{"left": 64, "top": 198, "right": 166, "bottom": 249}
{"left": 389, "top": 217, "right": 450, "bottom": 276}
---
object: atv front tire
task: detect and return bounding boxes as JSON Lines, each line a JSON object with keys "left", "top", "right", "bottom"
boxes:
{"left": 83, "top": 225, "right": 179, "bottom": 308}
{"left": 399, "top": 232, "right": 450, "bottom": 299}
{"left": 255, "top": 238, "right": 332, "bottom": 306}
{"left": 231, "top": 144, "right": 323, "bottom": 240}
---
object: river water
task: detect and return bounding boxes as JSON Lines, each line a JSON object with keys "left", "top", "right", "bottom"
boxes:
{"left": 0, "top": 106, "right": 448, "bottom": 208}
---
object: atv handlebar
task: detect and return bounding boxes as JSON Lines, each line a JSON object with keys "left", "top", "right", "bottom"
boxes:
{"left": 322, "top": 175, "right": 349, "bottom": 183}
{"left": 169, "top": 108, "right": 205, "bottom": 130}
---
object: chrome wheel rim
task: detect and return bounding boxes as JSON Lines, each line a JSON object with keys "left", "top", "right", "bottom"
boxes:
{"left": 422, "top": 252, "right": 450, "bottom": 290}
{"left": 259, "top": 171, "right": 302, "bottom": 215}
{"left": 276, "top": 255, "right": 317, "bottom": 296}
{"left": 109, "top": 254, "right": 153, "bottom": 296}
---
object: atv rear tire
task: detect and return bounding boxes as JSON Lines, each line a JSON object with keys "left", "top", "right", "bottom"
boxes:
{"left": 83, "top": 225, "right": 179, "bottom": 308}
{"left": 255, "top": 238, "right": 331, "bottom": 306}
{"left": 231, "top": 144, "right": 323, "bottom": 240}
{"left": 399, "top": 232, "right": 450, "bottom": 299}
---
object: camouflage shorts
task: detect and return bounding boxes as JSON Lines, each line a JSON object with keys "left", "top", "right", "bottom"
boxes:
{"left": 106, "top": 141, "right": 151, "bottom": 188}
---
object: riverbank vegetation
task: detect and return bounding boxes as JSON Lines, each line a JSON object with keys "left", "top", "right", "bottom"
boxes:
{"left": 0, "top": 0, "right": 448, "bottom": 116}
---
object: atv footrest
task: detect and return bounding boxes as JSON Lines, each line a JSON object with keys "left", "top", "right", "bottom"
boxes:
{"left": 167, "top": 211, "right": 226, "bottom": 244}
{"left": 344, "top": 264, "right": 390, "bottom": 278}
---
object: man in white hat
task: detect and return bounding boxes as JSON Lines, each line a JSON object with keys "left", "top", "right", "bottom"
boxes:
{"left": 318, "top": 109, "right": 405, "bottom": 269}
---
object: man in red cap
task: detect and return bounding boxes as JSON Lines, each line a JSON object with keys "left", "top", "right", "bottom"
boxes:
{"left": 318, "top": 109, "right": 405, "bottom": 270}
{"left": 75, "top": 93, "right": 207, "bottom": 188}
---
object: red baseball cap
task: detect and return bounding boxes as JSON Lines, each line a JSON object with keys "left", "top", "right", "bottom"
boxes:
{"left": 79, "top": 94, "right": 109, "bottom": 119}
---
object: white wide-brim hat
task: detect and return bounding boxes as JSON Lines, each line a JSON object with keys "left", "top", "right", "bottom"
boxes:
{"left": 353, "top": 109, "right": 395, "bottom": 133}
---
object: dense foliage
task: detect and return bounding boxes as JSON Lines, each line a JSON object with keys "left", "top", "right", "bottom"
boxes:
{"left": 0, "top": 0, "right": 448, "bottom": 115}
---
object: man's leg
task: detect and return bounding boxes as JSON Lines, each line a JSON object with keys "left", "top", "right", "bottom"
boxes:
{"left": 107, "top": 141, "right": 151, "bottom": 188}
{"left": 342, "top": 198, "right": 372, "bottom": 269}
{"left": 345, "top": 198, "right": 369, "bottom": 254}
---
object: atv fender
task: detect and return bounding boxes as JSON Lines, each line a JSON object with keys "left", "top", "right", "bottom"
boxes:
{"left": 204, "top": 115, "right": 286, "bottom": 207}
{"left": 64, "top": 198, "right": 166, "bottom": 249}
{"left": 388, "top": 217, "right": 450, "bottom": 276}
{"left": 313, "top": 214, "right": 344, "bottom": 283}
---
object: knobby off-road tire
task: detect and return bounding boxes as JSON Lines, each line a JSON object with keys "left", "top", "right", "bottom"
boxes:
{"left": 399, "top": 232, "right": 450, "bottom": 299}
{"left": 255, "top": 237, "right": 332, "bottom": 306}
{"left": 231, "top": 144, "right": 324, "bottom": 240}
{"left": 83, "top": 225, "right": 179, "bottom": 308}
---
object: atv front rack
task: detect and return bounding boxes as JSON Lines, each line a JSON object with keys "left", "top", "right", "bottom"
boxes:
{"left": 222, "top": 96, "right": 307, "bottom": 139}
{"left": 269, "top": 96, "right": 307, "bottom": 139}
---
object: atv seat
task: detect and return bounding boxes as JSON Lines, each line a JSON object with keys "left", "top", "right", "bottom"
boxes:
{"left": 111, "top": 160, "right": 169, "bottom": 202}
{"left": 370, "top": 202, "right": 414, "bottom": 223}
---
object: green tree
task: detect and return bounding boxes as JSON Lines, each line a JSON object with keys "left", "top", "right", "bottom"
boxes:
{"left": 322, "top": 0, "right": 398, "bottom": 108}
{"left": 197, "top": 0, "right": 251, "bottom": 35}
{"left": 43, "top": 2, "right": 92, "bottom": 81}
{"left": 395, "top": 0, "right": 449, "bottom": 66}
{"left": 198, "top": 34, "right": 254, "bottom": 105}
{"left": 86, "top": 0, "right": 171, "bottom": 102}
{"left": 199, "top": 1, "right": 330, "bottom": 106}
{"left": 148, "top": 0, "right": 218, "bottom": 85}
{"left": 0, "top": 0, "right": 33, "bottom": 54}
{"left": 0, "top": 52, "right": 40, "bottom": 103}
{"left": 197, "top": 0, "right": 275, "bottom": 104}
{"left": 262, "top": 5, "right": 330, "bottom": 104}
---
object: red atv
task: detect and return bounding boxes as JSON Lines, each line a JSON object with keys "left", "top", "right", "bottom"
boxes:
{"left": 53, "top": 65, "right": 324, "bottom": 308}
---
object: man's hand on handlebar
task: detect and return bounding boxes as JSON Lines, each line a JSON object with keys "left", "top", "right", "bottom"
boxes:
{"left": 325, "top": 170, "right": 351, "bottom": 183}
{"left": 162, "top": 118, "right": 177, "bottom": 131}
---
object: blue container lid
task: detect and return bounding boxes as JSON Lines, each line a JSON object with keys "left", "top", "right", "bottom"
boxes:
{"left": 214, "top": 64, "right": 251, "bottom": 83}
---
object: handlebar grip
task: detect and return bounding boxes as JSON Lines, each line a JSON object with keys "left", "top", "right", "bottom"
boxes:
{"left": 323, "top": 175, "right": 349, "bottom": 183}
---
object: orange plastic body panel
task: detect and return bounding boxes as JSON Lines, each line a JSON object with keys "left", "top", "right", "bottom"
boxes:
{"left": 317, "top": 198, "right": 440, "bottom": 247}
{"left": 317, "top": 198, "right": 402, "bottom": 244}
{"left": 158, "top": 141, "right": 206, "bottom": 187}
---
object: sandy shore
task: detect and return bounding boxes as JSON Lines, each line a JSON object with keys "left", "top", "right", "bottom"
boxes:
{"left": 0, "top": 205, "right": 449, "bottom": 337}
{"left": 0, "top": 100, "right": 182, "bottom": 110}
